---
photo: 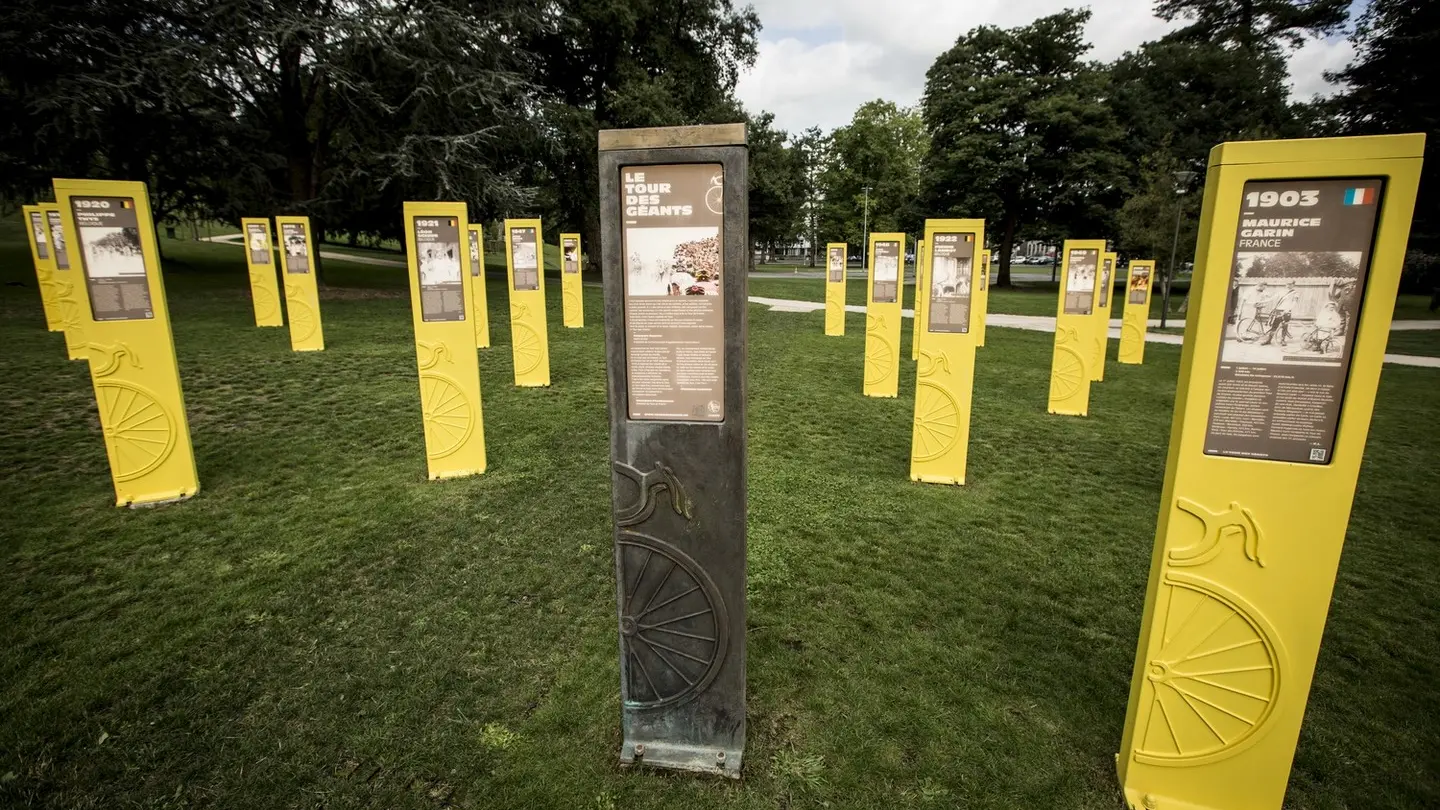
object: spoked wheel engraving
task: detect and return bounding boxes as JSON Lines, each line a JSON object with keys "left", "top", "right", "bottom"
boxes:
{"left": 1049, "top": 346, "right": 1086, "bottom": 402}
{"left": 512, "top": 323, "right": 544, "bottom": 374}
{"left": 864, "top": 336, "right": 894, "bottom": 386}
{"left": 826, "top": 299, "right": 844, "bottom": 327}
{"left": 250, "top": 277, "right": 280, "bottom": 323}
{"left": 617, "top": 532, "right": 728, "bottom": 710}
{"left": 1121, "top": 323, "right": 1144, "bottom": 359}
{"left": 912, "top": 382, "right": 961, "bottom": 461}
{"left": 705, "top": 184, "right": 724, "bottom": 216}
{"left": 1137, "top": 573, "right": 1280, "bottom": 766}
{"left": 94, "top": 382, "right": 176, "bottom": 482}
{"left": 419, "top": 373, "right": 473, "bottom": 458}
{"left": 1093, "top": 337, "right": 1106, "bottom": 375}
{"left": 564, "top": 290, "right": 583, "bottom": 319}
{"left": 288, "top": 300, "right": 318, "bottom": 342}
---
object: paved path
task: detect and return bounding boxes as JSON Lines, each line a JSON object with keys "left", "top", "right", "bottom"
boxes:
{"left": 745, "top": 296, "right": 1440, "bottom": 369}
{"left": 205, "top": 232, "right": 407, "bottom": 267}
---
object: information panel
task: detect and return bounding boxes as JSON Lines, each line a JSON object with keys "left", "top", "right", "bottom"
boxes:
{"left": 275, "top": 216, "right": 325, "bottom": 351}
{"left": 22, "top": 205, "right": 62, "bottom": 332}
{"left": 864, "top": 232, "right": 906, "bottom": 398}
{"left": 1202, "top": 178, "right": 1382, "bottom": 464}
{"left": 561, "top": 232, "right": 585, "bottom": 328}
{"left": 872, "top": 240, "right": 900, "bottom": 303}
{"left": 404, "top": 202, "right": 487, "bottom": 479}
{"left": 241, "top": 218, "right": 284, "bottom": 327}
{"left": 1092, "top": 251, "right": 1117, "bottom": 382}
{"left": 975, "top": 249, "right": 990, "bottom": 347}
{"left": 927, "top": 232, "right": 974, "bottom": 333}
{"left": 1048, "top": 239, "right": 1106, "bottom": 416}
{"left": 1116, "top": 134, "right": 1424, "bottom": 810}
{"left": 42, "top": 203, "right": 87, "bottom": 359}
{"left": 415, "top": 216, "right": 466, "bottom": 322}
{"left": 71, "top": 196, "right": 155, "bottom": 322}
{"left": 53, "top": 178, "right": 198, "bottom": 507}
{"left": 1118, "top": 259, "right": 1155, "bottom": 365}
{"left": 911, "top": 238, "right": 926, "bottom": 360}
{"left": 621, "top": 163, "right": 725, "bottom": 420}
{"left": 824, "top": 242, "right": 847, "bottom": 336}
{"left": 911, "top": 219, "right": 982, "bottom": 486}
{"left": 503, "top": 217, "right": 550, "bottom": 386}
{"left": 466, "top": 224, "right": 490, "bottom": 349}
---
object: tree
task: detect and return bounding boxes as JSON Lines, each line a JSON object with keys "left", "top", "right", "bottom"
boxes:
{"left": 746, "top": 112, "right": 805, "bottom": 265}
{"left": 817, "top": 100, "right": 927, "bottom": 252}
{"left": 919, "top": 9, "right": 1126, "bottom": 286}
{"left": 1155, "top": 0, "right": 1349, "bottom": 52}
{"left": 791, "top": 126, "right": 827, "bottom": 266}
{"left": 1324, "top": 0, "right": 1440, "bottom": 281}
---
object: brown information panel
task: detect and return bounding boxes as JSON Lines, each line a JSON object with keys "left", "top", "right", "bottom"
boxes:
{"left": 1099, "top": 256, "right": 1113, "bottom": 307}
{"left": 1129, "top": 266, "right": 1151, "bottom": 304}
{"left": 415, "top": 216, "right": 466, "bottom": 322}
{"left": 246, "top": 222, "right": 271, "bottom": 264}
{"left": 927, "top": 231, "right": 975, "bottom": 333}
{"left": 828, "top": 246, "right": 844, "bottom": 282}
{"left": 872, "top": 240, "right": 899, "bottom": 303}
{"left": 1204, "top": 177, "right": 1383, "bottom": 464}
{"left": 281, "top": 223, "right": 310, "bottom": 274}
{"left": 47, "top": 211, "right": 70, "bottom": 269}
{"left": 29, "top": 212, "right": 49, "bottom": 260}
{"left": 511, "top": 226, "right": 540, "bottom": 290}
{"left": 622, "top": 162, "right": 725, "bottom": 421}
{"left": 979, "top": 252, "right": 988, "bottom": 291}
{"left": 72, "top": 196, "right": 154, "bottom": 321}
{"left": 1064, "top": 248, "right": 1098, "bottom": 315}
{"left": 563, "top": 237, "right": 580, "bottom": 273}
{"left": 468, "top": 229, "right": 481, "bottom": 276}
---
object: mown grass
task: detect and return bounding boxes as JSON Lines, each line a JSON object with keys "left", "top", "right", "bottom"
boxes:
{"left": 2, "top": 225, "right": 1437, "bottom": 810}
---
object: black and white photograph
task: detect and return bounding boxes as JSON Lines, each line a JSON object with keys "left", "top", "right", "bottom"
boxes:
{"left": 1063, "top": 249, "right": 1097, "bottom": 315}
{"left": 30, "top": 215, "right": 46, "bottom": 254}
{"left": 79, "top": 226, "right": 144, "bottom": 278}
{"left": 874, "top": 244, "right": 899, "bottom": 282}
{"left": 828, "top": 247, "right": 844, "bottom": 282}
{"left": 246, "top": 224, "right": 270, "bottom": 264}
{"left": 563, "top": 240, "right": 579, "bottom": 273}
{"left": 512, "top": 232, "right": 539, "bottom": 271}
{"left": 1221, "top": 250, "right": 1363, "bottom": 365}
{"left": 283, "top": 226, "right": 307, "bottom": 258}
{"left": 418, "top": 240, "right": 461, "bottom": 287}
{"left": 624, "top": 226, "right": 721, "bottom": 297}
{"left": 931, "top": 252, "right": 972, "bottom": 300}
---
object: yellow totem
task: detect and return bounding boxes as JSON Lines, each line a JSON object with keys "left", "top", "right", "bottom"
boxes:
{"left": 560, "top": 232, "right": 585, "bottom": 328}
{"left": 1119, "top": 260, "right": 1156, "bottom": 365}
{"left": 910, "top": 220, "right": 982, "bottom": 485}
{"left": 911, "top": 237, "right": 926, "bottom": 360}
{"left": 975, "top": 249, "right": 990, "bottom": 348}
{"left": 863, "top": 233, "right": 905, "bottom": 397}
{"left": 465, "top": 224, "right": 491, "bottom": 349}
{"left": 403, "top": 203, "right": 487, "bottom": 479}
{"left": 21, "top": 204, "right": 63, "bottom": 331}
{"left": 504, "top": 218, "right": 551, "bottom": 386}
{"left": 1092, "top": 251, "right": 1118, "bottom": 381}
{"left": 1047, "top": 239, "right": 1106, "bottom": 416}
{"left": 42, "top": 203, "right": 89, "bottom": 360}
{"left": 1116, "top": 134, "right": 1425, "bottom": 810}
{"left": 274, "top": 216, "right": 325, "bottom": 351}
{"left": 53, "top": 178, "right": 199, "bottom": 506}
{"left": 824, "top": 242, "right": 847, "bottom": 336}
{"left": 240, "top": 218, "right": 284, "bottom": 327}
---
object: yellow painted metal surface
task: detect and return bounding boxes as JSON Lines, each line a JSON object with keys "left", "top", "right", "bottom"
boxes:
{"left": 1119, "top": 259, "right": 1156, "bottom": 365}
{"left": 22, "top": 204, "right": 62, "bottom": 331}
{"left": 403, "top": 203, "right": 487, "bottom": 479}
{"left": 824, "top": 242, "right": 847, "bottom": 336}
{"left": 274, "top": 216, "right": 325, "bottom": 351}
{"left": 975, "top": 249, "right": 990, "bottom": 348}
{"left": 240, "top": 218, "right": 284, "bottom": 327}
{"left": 911, "top": 238, "right": 926, "bottom": 360}
{"left": 466, "top": 224, "right": 491, "bottom": 349}
{"left": 53, "top": 178, "right": 199, "bottom": 507}
{"left": 863, "top": 232, "right": 905, "bottom": 397}
{"left": 560, "top": 232, "right": 585, "bottom": 328}
{"left": 41, "top": 203, "right": 88, "bottom": 360}
{"left": 1116, "top": 133, "right": 1425, "bottom": 810}
{"left": 1048, "top": 239, "right": 1105, "bottom": 415}
{"left": 504, "top": 218, "right": 551, "bottom": 387}
{"left": 1092, "top": 251, "right": 1118, "bottom": 381}
{"left": 910, "top": 220, "right": 982, "bottom": 485}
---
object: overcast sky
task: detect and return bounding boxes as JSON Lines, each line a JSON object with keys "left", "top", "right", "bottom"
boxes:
{"left": 734, "top": 0, "right": 1359, "bottom": 133}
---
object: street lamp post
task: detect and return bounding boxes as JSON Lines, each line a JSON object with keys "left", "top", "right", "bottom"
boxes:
{"left": 1161, "top": 170, "right": 1198, "bottom": 329}
{"left": 861, "top": 185, "right": 873, "bottom": 261}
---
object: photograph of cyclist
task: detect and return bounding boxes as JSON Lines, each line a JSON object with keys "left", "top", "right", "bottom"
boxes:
{"left": 1221, "top": 251, "right": 1363, "bottom": 366}
{"left": 1260, "top": 281, "right": 1301, "bottom": 346}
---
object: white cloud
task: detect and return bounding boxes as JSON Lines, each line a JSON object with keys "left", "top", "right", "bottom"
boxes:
{"left": 1287, "top": 35, "right": 1354, "bottom": 100}
{"left": 735, "top": 0, "right": 1353, "bottom": 132}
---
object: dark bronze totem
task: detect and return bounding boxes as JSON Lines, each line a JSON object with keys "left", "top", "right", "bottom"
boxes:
{"left": 599, "top": 124, "right": 748, "bottom": 776}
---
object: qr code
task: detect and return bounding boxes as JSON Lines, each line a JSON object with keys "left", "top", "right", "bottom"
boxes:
{"left": 1309, "top": 448, "right": 1327, "bottom": 462}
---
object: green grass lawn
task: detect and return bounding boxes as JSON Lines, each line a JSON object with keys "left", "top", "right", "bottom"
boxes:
{"left": 3, "top": 223, "right": 1438, "bottom": 809}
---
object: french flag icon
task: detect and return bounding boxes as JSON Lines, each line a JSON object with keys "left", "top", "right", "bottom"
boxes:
{"left": 1344, "top": 187, "right": 1377, "bottom": 205}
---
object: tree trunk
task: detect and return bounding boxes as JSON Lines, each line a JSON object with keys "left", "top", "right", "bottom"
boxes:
{"left": 996, "top": 215, "right": 1017, "bottom": 287}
